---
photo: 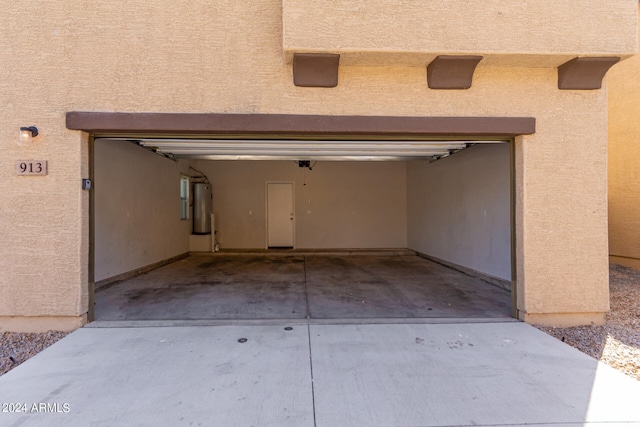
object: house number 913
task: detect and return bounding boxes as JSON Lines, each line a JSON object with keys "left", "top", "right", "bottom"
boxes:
{"left": 16, "top": 160, "right": 48, "bottom": 176}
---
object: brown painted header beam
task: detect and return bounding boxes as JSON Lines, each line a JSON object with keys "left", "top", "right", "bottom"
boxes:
{"left": 66, "top": 112, "right": 535, "bottom": 137}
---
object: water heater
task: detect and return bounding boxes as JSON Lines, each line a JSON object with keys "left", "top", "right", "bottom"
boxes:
{"left": 193, "top": 183, "right": 212, "bottom": 234}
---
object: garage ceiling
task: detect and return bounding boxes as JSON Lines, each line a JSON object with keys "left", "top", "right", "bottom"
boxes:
{"left": 99, "top": 138, "right": 508, "bottom": 161}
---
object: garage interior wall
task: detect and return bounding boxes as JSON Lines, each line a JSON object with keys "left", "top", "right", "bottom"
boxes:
{"left": 407, "top": 144, "right": 511, "bottom": 281}
{"left": 193, "top": 160, "right": 408, "bottom": 249}
{"left": 94, "top": 140, "right": 191, "bottom": 282}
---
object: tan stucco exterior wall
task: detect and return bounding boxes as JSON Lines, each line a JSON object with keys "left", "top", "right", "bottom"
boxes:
{"left": 283, "top": 0, "right": 637, "bottom": 66}
{"left": 608, "top": 9, "right": 640, "bottom": 268}
{"left": 0, "top": 1, "right": 636, "bottom": 330}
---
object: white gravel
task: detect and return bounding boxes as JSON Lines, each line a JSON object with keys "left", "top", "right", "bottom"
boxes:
{"left": 1, "top": 264, "right": 638, "bottom": 379}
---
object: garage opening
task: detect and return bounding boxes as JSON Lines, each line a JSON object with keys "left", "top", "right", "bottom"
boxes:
{"left": 91, "top": 136, "right": 513, "bottom": 323}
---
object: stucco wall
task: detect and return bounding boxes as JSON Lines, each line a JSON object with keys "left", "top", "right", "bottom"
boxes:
{"left": 0, "top": 0, "right": 629, "bottom": 328}
{"left": 94, "top": 140, "right": 191, "bottom": 282}
{"left": 608, "top": 10, "right": 640, "bottom": 268}
{"left": 194, "top": 160, "right": 407, "bottom": 249}
{"left": 283, "top": 0, "right": 638, "bottom": 66}
{"left": 407, "top": 144, "right": 511, "bottom": 281}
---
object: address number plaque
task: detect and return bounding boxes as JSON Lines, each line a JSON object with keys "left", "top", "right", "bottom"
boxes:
{"left": 16, "top": 160, "right": 48, "bottom": 176}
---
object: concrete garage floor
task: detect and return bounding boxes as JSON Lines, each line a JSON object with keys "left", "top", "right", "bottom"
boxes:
{"left": 94, "top": 253, "right": 512, "bottom": 322}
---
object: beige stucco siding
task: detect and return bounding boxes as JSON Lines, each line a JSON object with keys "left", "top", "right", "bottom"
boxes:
{"left": 0, "top": 126, "right": 88, "bottom": 322}
{"left": 0, "top": 0, "right": 632, "bottom": 329}
{"left": 608, "top": 9, "right": 640, "bottom": 267}
{"left": 283, "top": 0, "right": 638, "bottom": 66}
{"left": 517, "top": 102, "right": 610, "bottom": 317}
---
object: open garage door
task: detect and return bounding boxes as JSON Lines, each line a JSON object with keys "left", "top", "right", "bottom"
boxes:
{"left": 132, "top": 138, "right": 506, "bottom": 161}
{"left": 92, "top": 135, "right": 514, "bottom": 322}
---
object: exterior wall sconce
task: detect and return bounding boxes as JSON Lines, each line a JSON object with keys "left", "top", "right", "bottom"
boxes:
{"left": 20, "top": 126, "right": 39, "bottom": 143}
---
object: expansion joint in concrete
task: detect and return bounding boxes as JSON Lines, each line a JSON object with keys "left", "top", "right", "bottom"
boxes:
{"left": 302, "top": 256, "right": 317, "bottom": 425}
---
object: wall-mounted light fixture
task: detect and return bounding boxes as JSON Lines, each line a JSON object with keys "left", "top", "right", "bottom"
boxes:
{"left": 20, "top": 126, "right": 39, "bottom": 143}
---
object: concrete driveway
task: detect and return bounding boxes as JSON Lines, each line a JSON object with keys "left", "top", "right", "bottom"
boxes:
{"left": 1, "top": 322, "right": 639, "bottom": 427}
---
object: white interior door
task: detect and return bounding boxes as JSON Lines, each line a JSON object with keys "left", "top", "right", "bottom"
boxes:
{"left": 267, "top": 183, "right": 294, "bottom": 248}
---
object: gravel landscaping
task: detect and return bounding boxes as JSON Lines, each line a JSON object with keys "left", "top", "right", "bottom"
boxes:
{"left": 537, "top": 263, "right": 640, "bottom": 381}
{"left": 1, "top": 331, "right": 69, "bottom": 376}
{"left": 1, "top": 264, "right": 639, "bottom": 379}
